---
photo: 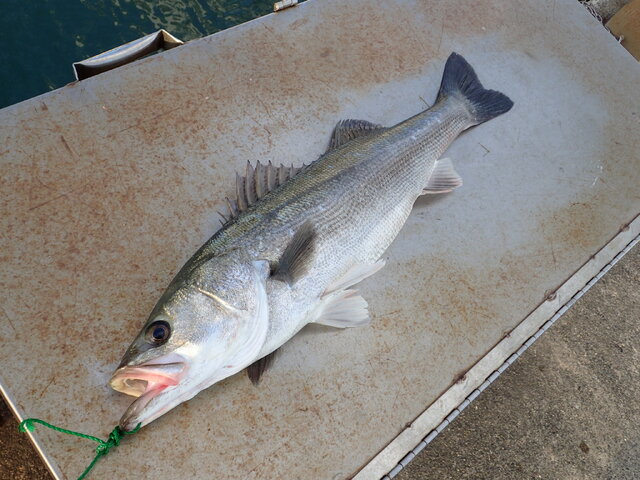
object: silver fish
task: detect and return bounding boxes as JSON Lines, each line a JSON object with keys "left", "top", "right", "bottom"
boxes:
{"left": 110, "top": 53, "right": 513, "bottom": 431}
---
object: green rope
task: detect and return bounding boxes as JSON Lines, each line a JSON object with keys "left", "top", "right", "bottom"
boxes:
{"left": 19, "top": 418, "right": 141, "bottom": 480}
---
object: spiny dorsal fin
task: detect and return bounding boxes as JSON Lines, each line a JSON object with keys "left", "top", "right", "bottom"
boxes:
{"left": 235, "top": 172, "right": 248, "bottom": 211}
{"left": 246, "top": 349, "right": 278, "bottom": 385}
{"left": 221, "top": 160, "right": 305, "bottom": 225}
{"left": 271, "top": 221, "right": 315, "bottom": 286}
{"left": 244, "top": 162, "right": 257, "bottom": 205}
{"left": 328, "top": 119, "right": 385, "bottom": 150}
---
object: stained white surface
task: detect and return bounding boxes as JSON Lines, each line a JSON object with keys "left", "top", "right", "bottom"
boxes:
{"left": 0, "top": 0, "right": 639, "bottom": 479}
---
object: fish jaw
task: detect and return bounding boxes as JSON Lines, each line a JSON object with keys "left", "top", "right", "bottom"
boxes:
{"left": 109, "top": 354, "right": 188, "bottom": 430}
{"left": 116, "top": 367, "right": 227, "bottom": 431}
{"left": 117, "top": 382, "right": 185, "bottom": 431}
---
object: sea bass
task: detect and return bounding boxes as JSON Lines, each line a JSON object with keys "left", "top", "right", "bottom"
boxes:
{"left": 110, "top": 53, "right": 513, "bottom": 430}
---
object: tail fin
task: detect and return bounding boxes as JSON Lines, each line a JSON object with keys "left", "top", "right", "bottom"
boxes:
{"left": 437, "top": 52, "right": 513, "bottom": 125}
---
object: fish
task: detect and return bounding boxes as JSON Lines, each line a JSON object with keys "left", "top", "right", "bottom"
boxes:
{"left": 109, "top": 52, "right": 513, "bottom": 431}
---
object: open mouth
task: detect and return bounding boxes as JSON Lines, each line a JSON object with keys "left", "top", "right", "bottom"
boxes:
{"left": 109, "top": 356, "right": 187, "bottom": 401}
{"left": 109, "top": 355, "right": 191, "bottom": 431}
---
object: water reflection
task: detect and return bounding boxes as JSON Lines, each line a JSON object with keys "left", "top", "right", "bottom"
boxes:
{"left": 0, "top": 0, "right": 273, "bottom": 107}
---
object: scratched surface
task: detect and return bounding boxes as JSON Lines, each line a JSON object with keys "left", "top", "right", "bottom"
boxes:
{"left": 0, "top": 0, "right": 639, "bottom": 478}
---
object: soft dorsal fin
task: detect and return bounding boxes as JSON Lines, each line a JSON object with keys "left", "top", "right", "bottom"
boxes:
{"left": 422, "top": 157, "right": 463, "bottom": 194}
{"left": 271, "top": 221, "right": 316, "bottom": 286}
{"left": 222, "top": 161, "right": 305, "bottom": 225}
{"left": 246, "top": 349, "right": 278, "bottom": 385}
{"left": 328, "top": 119, "right": 385, "bottom": 150}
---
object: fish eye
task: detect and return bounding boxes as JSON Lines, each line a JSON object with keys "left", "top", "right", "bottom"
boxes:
{"left": 146, "top": 320, "right": 171, "bottom": 345}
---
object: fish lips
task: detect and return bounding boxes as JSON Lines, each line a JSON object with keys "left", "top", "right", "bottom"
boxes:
{"left": 109, "top": 354, "right": 188, "bottom": 431}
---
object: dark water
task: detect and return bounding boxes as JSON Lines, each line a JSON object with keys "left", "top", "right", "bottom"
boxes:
{"left": 0, "top": 0, "right": 274, "bottom": 109}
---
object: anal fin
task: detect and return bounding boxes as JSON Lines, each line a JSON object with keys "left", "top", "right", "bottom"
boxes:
{"left": 422, "top": 157, "right": 463, "bottom": 194}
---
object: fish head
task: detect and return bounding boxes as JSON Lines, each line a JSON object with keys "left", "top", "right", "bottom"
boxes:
{"left": 110, "top": 257, "right": 270, "bottom": 431}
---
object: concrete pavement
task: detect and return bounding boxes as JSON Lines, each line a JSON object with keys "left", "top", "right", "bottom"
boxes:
{"left": 396, "top": 243, "right": 639, "bottom": 479}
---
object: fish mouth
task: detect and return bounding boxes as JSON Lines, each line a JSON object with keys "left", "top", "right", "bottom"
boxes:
{"left": 109, "top": 354, "right": 187, "bottom": 429}
{"left": 109, "top": 354, "right": 187, "bottom": 397}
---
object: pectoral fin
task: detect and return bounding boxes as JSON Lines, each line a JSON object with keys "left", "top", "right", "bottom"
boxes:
{"left": 271, "top": 222, "right": 316, "bottom": 286}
